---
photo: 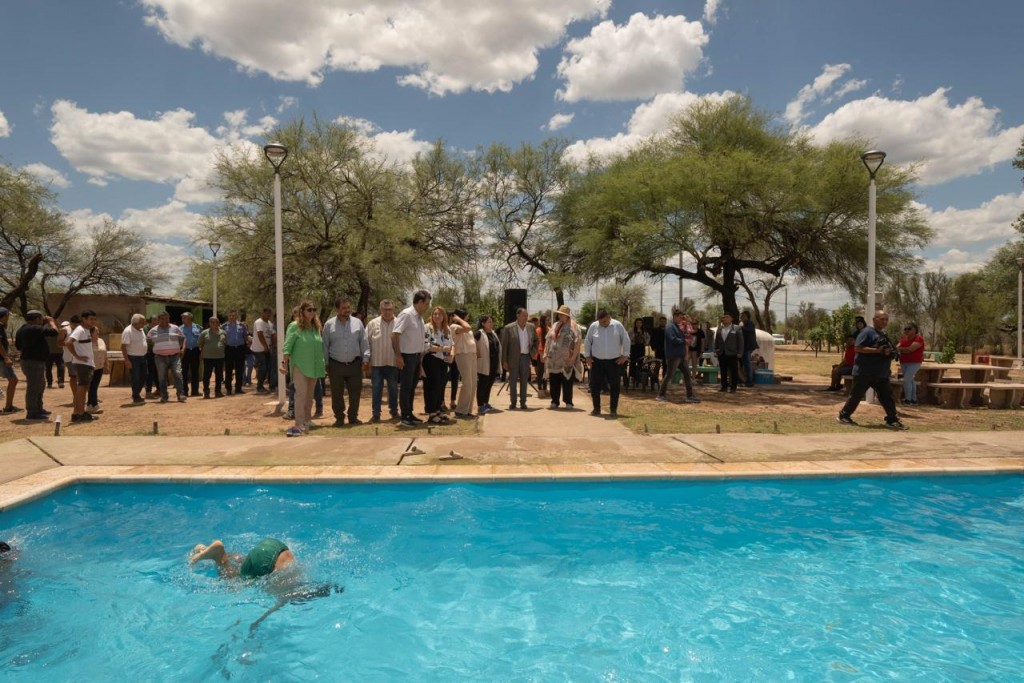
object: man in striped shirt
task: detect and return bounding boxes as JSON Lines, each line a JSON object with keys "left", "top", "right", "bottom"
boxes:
{"left": 366, "top": 299, "right": 399, "bottom": 422}
{"left": 147, "top": 311, "right": 186, "bottom": 403}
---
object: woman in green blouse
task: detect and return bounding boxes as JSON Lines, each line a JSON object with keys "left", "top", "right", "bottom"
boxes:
{"left": 281, "top": 301, "right": 325, "bottom": 436}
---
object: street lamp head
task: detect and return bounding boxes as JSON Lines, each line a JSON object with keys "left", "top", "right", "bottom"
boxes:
{"left": 263, "top": 143, "right": 288, "bottom": 171}
{"left": 1017, "top": 257, "right": 1024, "bottom": 267}
{"left": 209, "top": 241, "right": 221, "bottom": 258}
{"left": 861, "top": 150, "right": 886, "bottom": 179}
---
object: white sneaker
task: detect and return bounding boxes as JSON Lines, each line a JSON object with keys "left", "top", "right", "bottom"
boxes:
{"left": 86, "top": 404, "right": 102, "bottom": 414}
{"left": 655, "top": 395, "right": 668, "bottom": 402}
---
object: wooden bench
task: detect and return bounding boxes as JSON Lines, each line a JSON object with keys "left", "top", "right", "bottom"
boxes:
{"left": 840, "top": 376, "right": 905, "bottom": 401}
{"left": 925, "top": 382, "right": 1024, "bottom": 409}
{"left": 987, "top": 383, "right": 1024, "bottom": 409}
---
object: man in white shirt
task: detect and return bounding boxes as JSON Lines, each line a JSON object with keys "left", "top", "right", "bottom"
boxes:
{"left": 251, "top": 308, "right": 277, "bottom": 393}
{"left": 499, "top": 307, "right": 538, "bottom": 410}
{"left": 121, "top": 313, "right": 149, "bottom": 405}
{"left": 366, "top": 299, "right": 399, "bottom": 422}
{"left": 322, "top": 297, "right": 370, "bottom": 427}
{"left": 391, "top": 289, "right": 431, "bottom": 427}
{"left": 583, "top": 309, "right": 629, "bottom": 416}
{"left": 65, "top": 309, "right": 98, "bottom": 422}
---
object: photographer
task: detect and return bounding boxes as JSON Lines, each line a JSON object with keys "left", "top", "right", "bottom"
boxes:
{"left": 837, "top": 311, "right": 907, "bottom": 430}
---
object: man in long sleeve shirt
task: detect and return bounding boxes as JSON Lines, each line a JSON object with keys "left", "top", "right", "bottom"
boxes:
{"left": 583, "top": 309, "right": 629, "bottom": 416}
{"left": 322, "top": 297, "right": 370, "bottom": 427}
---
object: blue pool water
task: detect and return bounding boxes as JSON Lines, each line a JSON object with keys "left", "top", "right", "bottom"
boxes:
{"left": 1, "top": 478, "right": 1023, "bottom": 680}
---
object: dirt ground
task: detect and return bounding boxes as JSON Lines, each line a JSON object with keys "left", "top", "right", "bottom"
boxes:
{"left": 0, "top": 348, "right": 1021, "bottom": 441}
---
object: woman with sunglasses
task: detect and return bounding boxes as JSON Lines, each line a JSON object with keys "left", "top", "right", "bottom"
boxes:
{"left": 897, "top": 322, "right": 925, "bottom": 405}
{"left": 281, "top": 302, "right": 325, "bottom": 436}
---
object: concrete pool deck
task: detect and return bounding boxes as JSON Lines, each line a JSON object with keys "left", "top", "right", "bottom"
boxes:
{"left": 2, "top": 427, "right": 1023, "bottom": 511}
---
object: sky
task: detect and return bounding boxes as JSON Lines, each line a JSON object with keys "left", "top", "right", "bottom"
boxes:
{"left": 2, "top": 0, "right": 1023, "bottom": 319}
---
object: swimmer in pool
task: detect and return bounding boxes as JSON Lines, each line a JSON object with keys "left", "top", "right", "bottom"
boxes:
{"left": 0, "top": 541, "right": 11, "bottom": 558}
{"left": 190, "top": 537, "right": 342, "bottom": 632}
{"left": 190, "top": 538, "right": 295, "bottom": 579}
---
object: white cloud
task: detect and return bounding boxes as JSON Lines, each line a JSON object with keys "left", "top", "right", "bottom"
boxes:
{"left": 49, "top": 101, "right": 270, "bottom": 204}
{"left": 922, "top": 248, "right": 988, "bottom": 276}
{"left": 784, "top": 63, "right": 856, "bottom": 125}
{"left": 557, "top": 13, "right": 708, "bottom": 102}
{"left": 703, "top": 0, "right": 721, "bottom": 25}
{"left": 141, "top": 0, "right": 609, "bottom": 95}
{"left": 334, "top": 116, "right": 432, "bottom": 165}
{"left": 277, "top": 96, "right": 298, "bottom": 113}
{"left": 546, "top": 113, "right": 575, "bottom": 131}
{"left": 915, "top": 191, "right": 1024, "bottom": 248}
{"left": 68, "top": 200, "right": 202, "bottom": 241}
{"left": 22, "top": 163, "right": 71, "bottom": 189}
{"left": 564, "top": 90, "right": 733, "bottom": 163}
{"left": 0, "top": 111, "right": 9, "bottom": 137}
{"left": 807, "top": 88, "right": 1024, "bottom": 184}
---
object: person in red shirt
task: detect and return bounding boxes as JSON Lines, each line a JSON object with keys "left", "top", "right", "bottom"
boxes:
{"left": 897, "top": 322, "right": 926, "bottom": 405}
{"left": 825, "top": 334, "right": 857, "bottom": 391}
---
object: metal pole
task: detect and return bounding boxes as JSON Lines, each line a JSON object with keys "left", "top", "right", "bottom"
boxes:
{"left": 273, "top": 169, "right": 286, "bottom": 409}
{"left": 594, "top": 279, "right": 599, "bottom": 315}
{"left": 677, "top": 251, "right": 683, "bottom": 308}
{"left": 1018, "top": 264, "right": 1023, "bottom": 364}
{"left": 659, "top": 277, "right": 664, "bottom": 314}
{"left": 212, "top": 259, "right": 218, "bottom": 320}
{"left": 783, "top": 285, "right": 788, "bottom": 337}
{"left": 866, "top": 176, "right": 877, "bottom": 317}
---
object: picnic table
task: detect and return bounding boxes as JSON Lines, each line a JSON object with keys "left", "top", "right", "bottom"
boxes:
{"left": 926, "top": 382, "right": 1024, "bottom": 409}
{"left": 916, "top": 363, "right": 1009, "bottom": 406}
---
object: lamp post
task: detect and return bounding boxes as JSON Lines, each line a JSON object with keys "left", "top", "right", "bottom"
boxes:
{"left": 264, "top": 142, "right": 288, "bottom": 409}
{"left": 861, "top": 150, "right": 886, "bottom": 316}
{"left": 208, "top": 241, "right": 220, "bottom": 321}
{"left": 1017, "top": 257, "right": 1024, "bottom": 367}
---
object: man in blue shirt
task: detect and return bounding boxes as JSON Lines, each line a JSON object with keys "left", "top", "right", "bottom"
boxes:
{"left": 222, "top": 310, "right": 248, "bottom": 395}
{"left": 583, "top": 309, "right": 629, "bottom": 417}
{"left": 179, "top": 312, "right": 203, "bottom": 397}
{"left": 322, "top": 297, "right": 370, "bottom": 427}
{"left": 837, "top": 310, "right": 907, "bottom": 431}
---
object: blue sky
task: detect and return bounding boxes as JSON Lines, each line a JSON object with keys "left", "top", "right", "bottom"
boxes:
{"left": 2, "top": 0, "right": 1022, "bottom": 316}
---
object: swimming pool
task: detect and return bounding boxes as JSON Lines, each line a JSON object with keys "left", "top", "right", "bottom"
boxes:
{"left": 1, "top": 478, "right": 1023, "bottom": 680}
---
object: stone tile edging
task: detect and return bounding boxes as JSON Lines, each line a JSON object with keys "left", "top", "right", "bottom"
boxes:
{"left": 1, "top": 458, "right": 1022, "bottom": 512}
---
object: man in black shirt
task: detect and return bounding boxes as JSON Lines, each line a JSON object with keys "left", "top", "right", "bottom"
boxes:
{"left": 14, "top": 311, "right": 59, "bottom": 420}
{"left": 837, "top": 310, "right": 907, "bottom": 430}
{"left": 739, "top": 311, "right": 759, "bottom": 387}
{"left": 648, "top": 316, "right": 666, "bottom": 386}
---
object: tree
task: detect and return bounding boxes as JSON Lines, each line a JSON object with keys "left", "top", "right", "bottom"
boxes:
{"left": 0, "top": 163, "right": 68, "bottom": 312}
{"left": 188, "top": 117, "right": 476, "bottom": 315}
{"left": 599, "top": 282, "right": 647, "bottom": 321}
{"left": 37, "top": 219, "right": 164, "bottom": 318}
{"left": 479, "top": 139, "right": 586, "bottom": 306}
{"left": 564, "top": 96, "right": 932, "bottom": 316}
{"left": 788, "top": 301, "right": 828, "bottom": 341}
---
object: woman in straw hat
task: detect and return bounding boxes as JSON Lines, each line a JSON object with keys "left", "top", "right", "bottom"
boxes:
{"left": 544, "top": 305, "right": 581, "bottom": 409}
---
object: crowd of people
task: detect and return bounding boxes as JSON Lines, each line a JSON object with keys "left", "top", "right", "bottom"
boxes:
{"left": 0, "top": 294, "right": 932, "bottom": 435}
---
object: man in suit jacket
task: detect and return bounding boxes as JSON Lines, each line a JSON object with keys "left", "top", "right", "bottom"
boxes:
{"left": 499, "top": 307, "right": 538, "bottom": 409}
{"left": 713, "top": 312, "right": 744, "bottom": 393}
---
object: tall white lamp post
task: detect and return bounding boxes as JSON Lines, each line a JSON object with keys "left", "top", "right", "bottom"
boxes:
{"left": 209, "top": 241, "right": 220, "bottom": 320}
{"left": 1017, "top": 257, "right": 1024, "bottom": 367}
{"left": 264, "top": 142, "right": 288, "bottom": 409}
{"left": 861, "top": 150, "right": 886, "bottom": 316}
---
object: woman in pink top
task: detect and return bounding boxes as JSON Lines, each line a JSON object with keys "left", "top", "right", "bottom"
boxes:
{"left": 897, "top": 322, "right": 925, "bottom": 405}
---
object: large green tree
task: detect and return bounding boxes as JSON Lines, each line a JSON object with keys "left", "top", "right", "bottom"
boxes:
{"left": 185, "top": 117, "right": 476, "bottom": 314}
{"left": 562, "top": 96, "right": 932, "bottom": 316}
{"left": 479, "top": 138, "right": 586, "bottom": 306}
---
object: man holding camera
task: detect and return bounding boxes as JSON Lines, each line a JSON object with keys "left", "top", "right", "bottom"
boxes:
{"left": 837, "top": 310, "right": 907, "bottom": 431}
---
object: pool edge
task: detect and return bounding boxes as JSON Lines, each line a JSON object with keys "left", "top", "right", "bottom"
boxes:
{"left": 3, "top": 459, "right": 1023, "bottom": 512}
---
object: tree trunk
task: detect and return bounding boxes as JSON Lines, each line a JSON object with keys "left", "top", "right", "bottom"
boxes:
{"left": 719, "top": 265, "right": 740, "bottom": 319}
{"left": 357, "top": 279, "right": 371, "bottom": 318}
{"left": 554, "top": 287, "right": 565, "bottom": 307}
{"left": 1, "top": 253, "right": 43, "bottom": 310}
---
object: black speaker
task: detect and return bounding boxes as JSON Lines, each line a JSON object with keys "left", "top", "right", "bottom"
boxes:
{"left": 642, "top": 316, "right": 654, "bottom": 334}
{"left": 503, "top": 289, "right": 528, "bottom": 327}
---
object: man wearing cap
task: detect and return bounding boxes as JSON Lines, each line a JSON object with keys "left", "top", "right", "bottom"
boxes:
{"left": 14, "top": 311, "right": 59, "bottom": 420}
{"left": 179, "top": 312, "right": 202, "bottom": 397}
{"left": 583, "top": 309, "right": 629, "bottom": 417}
{"left": 0, "top": 308, "right": 18, "bottom": 414}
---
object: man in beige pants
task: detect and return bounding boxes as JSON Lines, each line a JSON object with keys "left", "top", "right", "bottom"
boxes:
{"left": 449, "top": 308, "right": 476, "bottom": 417}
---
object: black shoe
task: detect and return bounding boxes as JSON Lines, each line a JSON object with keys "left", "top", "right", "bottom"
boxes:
{"left": 589, "top": 409, "right": 601, "bottom": 416}
{"left": 520, "top": 403, "right": 527, "bottom": 410}
{"left": 348, "top": 417, "right": 364, "bottom": 426}
{"left": 333, "top": 419, "right": 345, "bottom": 427}
{"left": 509, "top": 404, "right": 517, "bottom": 410}
{"left": 728, "top": 388, "right": 736, "bottom": 393}
{"left": 837, "top": 413, "right": 857, "bottom": 426}
{"left": 71, "top": 413, "right": 87, "bottom": 422}
{"left": 203, "top": 391, "right": 211, "bottom": 399}
{"left": 718, "top": 387, "right": 727, "bottom": 392}
{"left": 410, "top": 415, "right": 424, "bottom": 423}
{"left": 399, "top": 419, "right": 417, "bottom": 428}
{"left": 215, "top": 391, "right": 224, "bottom": 398}
{"left": 25, "top": 412, "right": 49, "bottom": 421}
{"left": 565, "top": 403, "right": 574, "bottom": 409}
{"left": 1, "top": 406, "right": 21, "bottom": 414}
{"left": 256, "top": 387, "right": 268, "bottom": 394}
{"left": 609, "top": 410, "right": 617, "bottom": 417}
{"left": 370, "top": 415, "right": 381, "bottom": 423}
{"left": 887, "top": 420, "right": 909, "bottom": 431}
{"left": 40, "top": 409, "right": 52, "bottom": 416}
{"left": 235, "top": 388, "right": 245, "bottom": 394}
